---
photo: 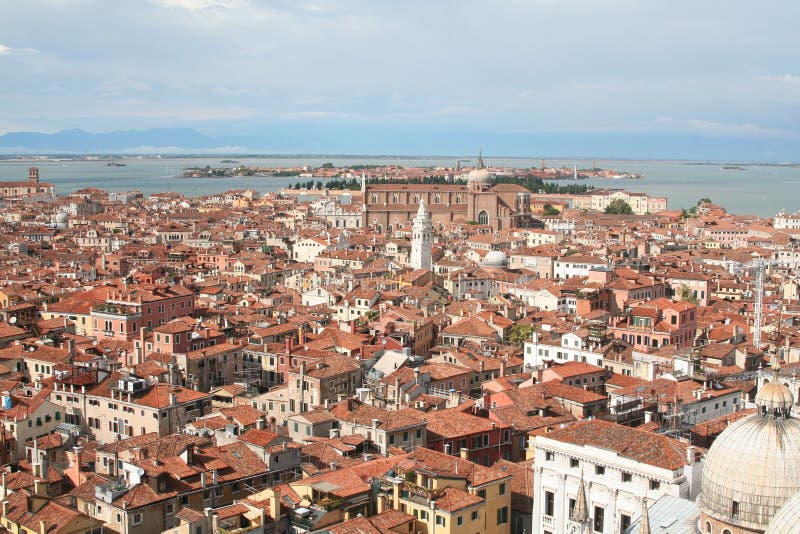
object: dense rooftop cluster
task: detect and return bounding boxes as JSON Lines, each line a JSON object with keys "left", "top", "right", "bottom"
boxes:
{"left": 0, "top": 169, "right": 798, "bottom": 534}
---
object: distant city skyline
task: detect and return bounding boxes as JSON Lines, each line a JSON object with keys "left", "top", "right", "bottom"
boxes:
{"left": 1, "top": 1, "right": 799, "bottom": 159}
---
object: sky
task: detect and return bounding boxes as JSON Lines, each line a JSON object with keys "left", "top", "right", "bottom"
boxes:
{"left": 1, "top": 0, "right": 799, "bottom": 159}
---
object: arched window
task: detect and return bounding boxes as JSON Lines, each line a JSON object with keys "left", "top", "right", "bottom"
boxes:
{"left": 704, "top": 522, "right": 712, "bottom": 534}
{"left": 455, "top": 194, "right": 461, "bottom": 204}
{"left": 478, "top": 210, "right": 489, "bottom": 225}
{"left": 392, "top": 194, "right": 399, "bottom": 204}
{"left": 414, "top": 194, "right": 420, "bottom": 204}
{"left": 376, "top": 224, "right": 383, "bottom": 234}
{"left": 722, "top": 530, "right": 731, "bottom": 534}
{"left": 371, "top": 193, "right": 378, "bottom": 204}
{"left": 435, "top": 194, "right": 441, "bottom": 204}
{"left": 387, "top": 225, "right": 393, "bottom": 235}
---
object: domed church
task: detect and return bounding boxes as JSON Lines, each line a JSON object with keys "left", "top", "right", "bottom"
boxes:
{"left": 698, "top": 367, "right": 800, "bottom": 533}
{"left": 362, "top": 153, "right": 536, "bottom": 233}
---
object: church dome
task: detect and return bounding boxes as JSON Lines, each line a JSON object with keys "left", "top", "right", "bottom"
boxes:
{"left": 467, "top": 167, "right": 492, "bottom": 186}
{"left": 482, "top": 250, "right": 508, "bottom": 267}
{"left": 55, "top": 212, "right": 69, "bottom": 224}
{"left": 755, "top": 380, "right": 794, "bottom": 413}
{"left": 765, "top": 490, "right": 800, "bottom": 534}
{"left": 699, "top": 379, "right": 800, "bottom": 530}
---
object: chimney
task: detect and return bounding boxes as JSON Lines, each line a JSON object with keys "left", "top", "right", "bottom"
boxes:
{"left": 1, "top": 501, "right": 6, "bottom": 517}
{"left": 444, "top": 442, "right": 451, "bottom": 455}
{"left": 139, "top": 326, "right": 146, "bottom": 365}
{"left": 460, "top": 448, "right": 469, "bottom": 460}
{"left": 394, "top": 377, "right": 401, "bottom": 407}
{"left": 39, "top": 520, "right": 46, "bottom": 534}
{"left": 270, "top": 487, "right": 282, "bottom": 523}
{"left": 686, "top": 446, "right": 697, "bottom": 464}
{"left": 256, "top": 417, "right": 266, "bottom": 430}
{"left": 34, "top": 479, "right": 46, "bottom": 497}
{"left": 500, "top": 359, "right": 507, "bottom": 377}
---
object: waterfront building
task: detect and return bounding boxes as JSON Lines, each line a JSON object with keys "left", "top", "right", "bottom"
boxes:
{"left": 363, "top": 154, "right": 534, "bottom": 232}
{"left": 0, "top": 167, "right": 56, "bottom": 200}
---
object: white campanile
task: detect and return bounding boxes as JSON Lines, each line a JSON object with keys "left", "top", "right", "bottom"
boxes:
{"left": 411, "top": 198, "right": 432, "bottom": 271}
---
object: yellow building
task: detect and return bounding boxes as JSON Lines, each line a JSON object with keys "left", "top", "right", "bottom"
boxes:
{"left": 385, "top": 447, "right": 513, "bottom": 534}
{"left": 0, "top": 487, "right": 102, "bottom": 534}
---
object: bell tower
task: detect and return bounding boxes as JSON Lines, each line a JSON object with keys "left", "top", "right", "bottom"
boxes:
{"left": 28, "top": 167, "right": 39, "bottom": 184}
{"left": 410, "top": 199, "right": 432, "bottom": 271}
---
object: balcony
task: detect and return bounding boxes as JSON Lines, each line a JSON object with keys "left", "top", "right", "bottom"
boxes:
{"left": 95, "top": 480, "right": 129, "bottom": 504}
{"left": 542, "top": 514, "right": 554, "bottom": 528}
{"left": 91, "top": 302, "right": 142, "bottom": 319}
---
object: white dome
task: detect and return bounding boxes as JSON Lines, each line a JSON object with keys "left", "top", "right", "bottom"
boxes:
{"left": 699, "top": 381, "right": 800, "bottom": 530}
{"left": 756, "top": 380, "right": 795, "bottom": 413}
{"left": 765, "top": 490, "right": 800, "bottom": 533}
{"left": 467, "top": 167, "right": 492, "bottom": 185}
{"left": 482, "top": 250, "right": 508, "bottom": 267}
{"left": 55, "top": 212, "right": 69, "bottom": 223}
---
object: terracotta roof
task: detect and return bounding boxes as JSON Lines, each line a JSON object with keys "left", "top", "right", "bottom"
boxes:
{"left": 539, "top": 419, "right": 690, "bottom": 470}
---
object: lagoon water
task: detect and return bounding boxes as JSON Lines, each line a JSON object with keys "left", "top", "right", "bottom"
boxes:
{"left": 0, "top": 157, "right": 797, "bottom": 217}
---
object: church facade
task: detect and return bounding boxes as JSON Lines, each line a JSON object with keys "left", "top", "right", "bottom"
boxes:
{"left": 361, "top": 156, "right": 535, "bottom": 233}
{"left": 0, "top": 167, "right": 56, "bottom": 200}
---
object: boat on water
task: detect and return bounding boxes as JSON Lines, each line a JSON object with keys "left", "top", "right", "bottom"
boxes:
{"left": 721, "top": 166, "right": 745, "bottom": 171}
{"left": 106, "top": 162, "right": 127, "bottom": 167}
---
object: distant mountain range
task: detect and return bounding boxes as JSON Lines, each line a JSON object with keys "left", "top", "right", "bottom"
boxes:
{"left": 0, "top": 128, "right": 235, "bottom": 153}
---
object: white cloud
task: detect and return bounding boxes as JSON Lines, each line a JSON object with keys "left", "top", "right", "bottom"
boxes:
{"left": 654, "top": 116, "right": 798, "bottom": 137}
{"left": 148, "top": 0, "right": 232, "bottom": 11}
{"left": 95, "top": 78, "right": 152, "bottom": 96}
{"left": 0, "top": 43, "right": 38, "bottom": 56}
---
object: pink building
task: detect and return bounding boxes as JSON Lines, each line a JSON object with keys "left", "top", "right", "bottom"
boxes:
{"left": 610, "top": 298, "right": 697, "bottom": 351}
{"left": 91, "top": 285, "right": 196, "bottom": 341}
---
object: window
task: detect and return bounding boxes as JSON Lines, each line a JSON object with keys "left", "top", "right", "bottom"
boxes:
{"left": 496, "top": 506, "right": 508, "bottom": 525}
{"left": 593, "top": 506, "right": 604, "bottom": 533}
{"left": 477, "top": 489, "right": 486, "bottom": 499}
{"left": 620, "top": 513, "right": 632, "bottom": 532}
{"left": 569, "top": 498, "right": 576, "bottom": 518}
{"left": 457, "top": 516, "right": 463, "bottom": 526}
{"left": 622, "top": 472, "right": 632, "bottom": 482}
{"left": 544, "top": 490, "right": 555, "bottom": 516}
{"left": 545, "top": 451, "right": 554, "bottom": 461}
{"left": 420, "top": 510, "right": 428, "bottom": 520}
{"left": 499, "top": 483, "right": 506, "bottom": 495}
{"left": 705, "top": 521, "right": 712, "bottom": 533}
{"left": 471, "top": 510, "right": 479, "bottom": 521}
{"left": 435, "top": 515, "right": 445, "bottom": 527}
{"left": 595, "top": 465, "right": 605, "bottom": 475}
{"left": 650, "top": 480, "right": 660, "bottom": 491}
{"left": 132, "top": 513, "right": 143, "bottom": 525}
{"left": 570, "top": 458, "right": 579, "bottom": 468}
{"left": 731, "top": 501, "right": 739, "bottom": 518}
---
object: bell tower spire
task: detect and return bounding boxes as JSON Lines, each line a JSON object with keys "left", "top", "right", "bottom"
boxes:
{"left": 410, "top": 198, "right": 432, "bottom": 271}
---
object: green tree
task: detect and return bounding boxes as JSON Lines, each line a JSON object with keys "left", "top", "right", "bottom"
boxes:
{"left": 509, "top": 323, "right": 535, "bottom": 345}
{"left": 604, "top": 199, "right": 634, "bottom": 215}
{"left": 680, "top": 284, "right": 698, "bottom": 304}
{"left": 320, "top": 162, "right": 334, "bottom": 169}
{"left": 542, "top": 204, "right": 560, "bottom": 216}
